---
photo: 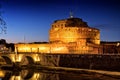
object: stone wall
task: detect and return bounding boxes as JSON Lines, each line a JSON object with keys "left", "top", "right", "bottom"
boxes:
{"left": 59, "top": 54, "right": 120, "bottom": 71}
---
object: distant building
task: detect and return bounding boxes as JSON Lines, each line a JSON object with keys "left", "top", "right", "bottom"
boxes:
{"left": 15, "top": 17, "right": 101, "bottom": 54}
{"left": 0, "top": 39, "right": 9, "bottom": 53}
{"left": 100, "top": 41, "right": 120, "bottom": 54}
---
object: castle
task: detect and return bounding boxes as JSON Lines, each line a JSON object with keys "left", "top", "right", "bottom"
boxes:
{"left": 15, "top": 17, "right": 102, "bottom": 54}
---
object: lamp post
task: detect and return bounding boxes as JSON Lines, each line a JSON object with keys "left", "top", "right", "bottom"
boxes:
{"left": 116, "top": 43, "right": 120, "bottom": 54}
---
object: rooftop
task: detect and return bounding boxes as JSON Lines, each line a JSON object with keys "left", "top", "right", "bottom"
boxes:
{"left": 54, "top": 17, "right": 88, "bottom": 27}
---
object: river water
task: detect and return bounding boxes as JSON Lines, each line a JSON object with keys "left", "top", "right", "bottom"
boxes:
{"left": 0, "top": 69, "right": 119, "bottom": 80}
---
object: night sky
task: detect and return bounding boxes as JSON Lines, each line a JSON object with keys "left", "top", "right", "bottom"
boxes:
{"left": 0, "top": 0, "right": 120, "bottom": 43}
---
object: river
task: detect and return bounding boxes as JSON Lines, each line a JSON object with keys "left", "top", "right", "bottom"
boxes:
{"left": 0, "top": 69, "right": 120, "bottom": 80}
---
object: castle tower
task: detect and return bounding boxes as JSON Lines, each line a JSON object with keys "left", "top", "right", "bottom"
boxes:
{"left": 49, "top": 17, "right": 100, "bottom": 44}
{"left": 49, "top": 17, "right": 100, "bottom": 54}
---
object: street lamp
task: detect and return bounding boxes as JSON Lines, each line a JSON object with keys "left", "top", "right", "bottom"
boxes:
{"left": 116, "top": 42, "right": 120, "bottom": 54}
{"left": 116, "top": 43, "right": 120, "bottom": 47}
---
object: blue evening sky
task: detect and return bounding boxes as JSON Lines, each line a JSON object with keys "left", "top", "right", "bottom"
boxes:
{"left": 0, "top": 0, "right": 120, "bottom": 43}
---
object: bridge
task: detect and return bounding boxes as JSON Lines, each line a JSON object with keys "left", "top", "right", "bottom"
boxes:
{"left": 0, "top": 52, "right": 60, "bottom": 68}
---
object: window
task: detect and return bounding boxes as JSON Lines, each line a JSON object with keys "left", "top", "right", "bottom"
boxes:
{"left": 61, "top": 24, "right": 63, "bottom": 26}
{"left": 89, "top": 29, "right": 92, "bottom": 31}
{"left": 82, "top": 28, "right": 84, "bottom": 31}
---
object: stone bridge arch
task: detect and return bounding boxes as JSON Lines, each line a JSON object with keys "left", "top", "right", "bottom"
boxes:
{"left": 1, "top": 56, "right": 13, "bottom": 65}
{"left": 20, "top": 55, "right": 36, "bottom": 65}
{"left": 25, "top": 56, "right": 35, "bottom": 65}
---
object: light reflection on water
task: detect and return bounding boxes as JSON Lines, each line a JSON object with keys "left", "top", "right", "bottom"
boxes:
{"left": 0, "top": 69, "right": 119, "bottom": 80}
